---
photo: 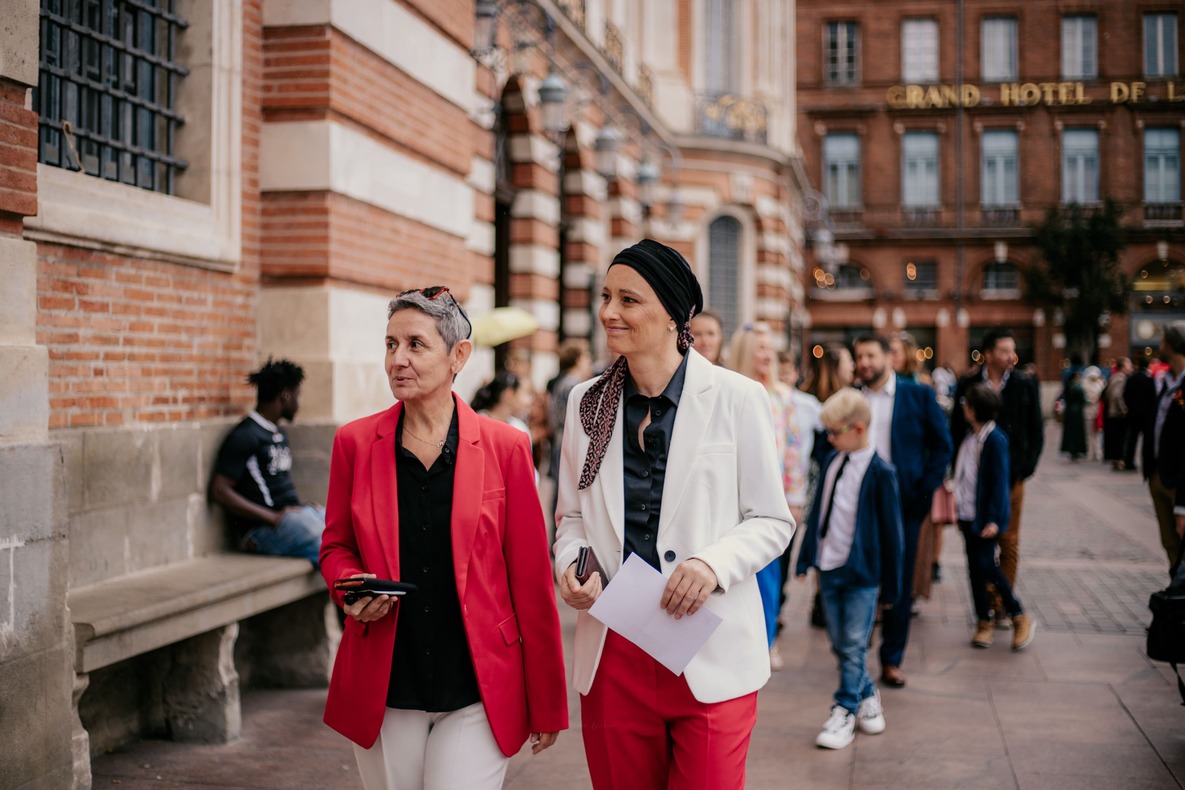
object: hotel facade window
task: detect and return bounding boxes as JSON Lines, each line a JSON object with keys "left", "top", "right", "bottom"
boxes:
{"left": 1062, "top": 15, "right": 1097, "bottom": 80}
{"left": 901, "top": 19, "right": 939, "bottom": 83}
{"left": 982, "top": 262, "right": 1020, "bottom": 293}
{"left": 823, "top": 132, "right": 861, "bottom": 209}
{"left": 981, "top": 129, "right": 1019, "bottom": 207}
{"left": 1144, "top": 127, "right": 1181, "bottom": 204}
{"left": 1144, "top": 13, "right": 1179, "bottom": 78}
{"left": 982, "top": 17, "right": 1018, "bottom": 82}
{"left": 34, "top": 0, "right": 188, "bottom": 195}
{"left": 825, "top": 21, "right": 859, "bottom": 86}
{"left": 904, "top": 259, "right": 938, "bottom": 294}
{"left": 902, "top": 131, "right": 940, "bottom": 207}
{"left": 1062, "top": 128, "right": 1100, "bottom": 205}
{"left": 708, "top": 215, "right": 742, "bottom": 337}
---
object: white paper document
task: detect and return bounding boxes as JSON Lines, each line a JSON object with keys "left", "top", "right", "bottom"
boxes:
{"left": 588, "top": 553, "right": 723, "bottom": 675}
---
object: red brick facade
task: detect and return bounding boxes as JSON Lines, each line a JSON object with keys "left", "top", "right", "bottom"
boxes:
{"left": 797, "top": 0, "right": 1185, "bottom": 376}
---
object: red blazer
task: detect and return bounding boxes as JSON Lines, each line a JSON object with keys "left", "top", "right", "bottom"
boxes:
{"left": 320, "top": 396, "right": 568, "bottom": 755}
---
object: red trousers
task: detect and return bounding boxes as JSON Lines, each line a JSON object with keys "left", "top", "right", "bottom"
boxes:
{"left": 580, "top": 630, "right": 758, "bottom": 790}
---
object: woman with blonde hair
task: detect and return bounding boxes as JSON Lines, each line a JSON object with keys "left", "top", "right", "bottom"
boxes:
{"left": 728, "top": 322, "right": 805, "bottom": 670}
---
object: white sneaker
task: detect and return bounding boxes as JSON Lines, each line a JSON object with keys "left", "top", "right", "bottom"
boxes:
{"left": 856, "top": 690, "right": 886, "bottom": 735}
{"left": 815, "top": 705, "right": 856, "bottom": 749}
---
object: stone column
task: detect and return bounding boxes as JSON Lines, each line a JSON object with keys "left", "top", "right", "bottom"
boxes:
{"left": 0, "top": 3, "right": 76, "bottom": 789}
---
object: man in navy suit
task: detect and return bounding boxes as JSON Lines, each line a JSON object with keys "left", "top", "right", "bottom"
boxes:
{"left": 854, "top": 335, "right": 953, "bottom": 687}
{"left": 1144, "top": 321, "right": 1185, "bottom": 566}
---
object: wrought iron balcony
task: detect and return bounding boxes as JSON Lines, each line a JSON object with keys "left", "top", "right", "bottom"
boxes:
{"left": 901, "top": 207, "right": 941, "bottom": 227}
{"left": 603, "top": 20, "right": 623, "bottom": 73}
{"left": 981, "top": 206, "right": 1020, "bottom": 227}
{"left": 1145, "top": 202, "right": 1183, "bottom": 224}
{"left": 555, "top": 0, "right": 585, "bottom": 30}
{"left": 696, "top": 93, "right": 768, "bottom": 144}
{"left": 637, "top": 65, "right": 653, "bottom": 108}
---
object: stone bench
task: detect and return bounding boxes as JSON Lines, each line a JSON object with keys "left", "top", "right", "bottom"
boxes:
{"left": 68, "top": 553, "right": 332, "bottom": 789}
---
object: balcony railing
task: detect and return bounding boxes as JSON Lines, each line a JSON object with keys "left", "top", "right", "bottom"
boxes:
{"left": 1145, "top": 202, "right": 1183, "bottom": 224}
{"left": 603, "top": 20, "right": 623, "bottom": 73}
{"left": 637, "top": 65, "right": 653, "bottom": 108}
{"left": 555, "top": 0, "right": 585, "bottom": 30}
{"left": 981, "top": 206, "right": 1020, "bottom": 227}
{"left": 901, "top": 207, "right": 941, "bottom": 227}
{"left": 696, "top": 93, "right": 768, "bottom": 144}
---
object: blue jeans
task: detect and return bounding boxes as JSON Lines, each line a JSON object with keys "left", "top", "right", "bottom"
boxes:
{"left": 241, "top": 504, "right": 325, "bottom": 567}
{"left": 756, "top": 559, "right": 782, "bottom": 647}
{"left": 818, "top": 570, "right": 880, "bottom": 714}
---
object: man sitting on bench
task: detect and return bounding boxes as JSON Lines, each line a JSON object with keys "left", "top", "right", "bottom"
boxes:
{"left": 210, "top": 358, "right": 324, "bottom": 567}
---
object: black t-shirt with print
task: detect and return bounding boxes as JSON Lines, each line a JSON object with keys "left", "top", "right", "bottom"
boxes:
{"left": 213, "top": 414, "right": 301, "bottom": 531}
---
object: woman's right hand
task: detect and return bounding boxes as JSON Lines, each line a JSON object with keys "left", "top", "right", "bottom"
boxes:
{"left": 341, "top": 573, "right": 397, "bottom": 623}
{"left": 560, "top": 563, "right": 603, "bottom": 610}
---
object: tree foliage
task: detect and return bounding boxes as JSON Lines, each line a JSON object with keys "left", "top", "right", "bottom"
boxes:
{"left": 1025, "top": 198, "right": 1129, "bottom": 364}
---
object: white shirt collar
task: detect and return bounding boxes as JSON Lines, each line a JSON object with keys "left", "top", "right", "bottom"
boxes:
{"left": 847, "top": 445, "right": 877, "bottom": 464}
{"left": 248, "top": 410, "right": 280, "bottom": 434}
{"left": 864, "top": 371, "right": 896, "bottom": 397}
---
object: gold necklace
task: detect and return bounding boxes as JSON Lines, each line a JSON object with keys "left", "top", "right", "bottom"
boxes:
{"left": 403, "top": 424, "right": 445, "bottom": 449}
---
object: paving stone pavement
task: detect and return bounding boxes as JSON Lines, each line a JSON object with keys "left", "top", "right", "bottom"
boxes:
{"left": 92, "top": 425, "right": 1185, "bottom": 789}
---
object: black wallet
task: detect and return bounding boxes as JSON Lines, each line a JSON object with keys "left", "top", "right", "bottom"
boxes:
{"left": 575, "top": 546, "right": 606, "bottom": 585}
{"left": 334, "top": 577, "right": 417, "bottom": 605}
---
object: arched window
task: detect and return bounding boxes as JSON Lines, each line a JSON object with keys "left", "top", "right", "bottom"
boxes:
{"left": 708, "top": 216, "right": 742, "bottom": 337}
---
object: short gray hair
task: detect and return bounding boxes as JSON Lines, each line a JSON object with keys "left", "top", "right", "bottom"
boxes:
{"left": 1165, "top": 320, "right": 1185, "bottom": 356}
{"left": 387, "top": 290, "right": 471, "bottom": 350}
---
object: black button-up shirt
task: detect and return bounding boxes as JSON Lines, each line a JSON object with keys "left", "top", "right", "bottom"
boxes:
{"left": 621, "top": 353, "right": 688, "bottom": 571}
{"left": 387, "top": 410, "right": 480, "bottom": 712}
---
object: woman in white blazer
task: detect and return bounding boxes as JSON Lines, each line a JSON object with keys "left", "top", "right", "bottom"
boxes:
{"left": 553, "top": 239, "right": 794, "bottom": 790}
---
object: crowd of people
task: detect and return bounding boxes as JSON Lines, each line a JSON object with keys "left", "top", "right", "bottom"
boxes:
{"left": 205, "top": 240, "right": 1185, "bottom": 790}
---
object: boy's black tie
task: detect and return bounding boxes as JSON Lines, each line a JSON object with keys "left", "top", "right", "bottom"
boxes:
{"left": 819, "top": 453, "right": 850, "bottom": 541}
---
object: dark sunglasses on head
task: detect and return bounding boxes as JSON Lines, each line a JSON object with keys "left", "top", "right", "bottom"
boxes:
{"left": 399, "top": 286, "right": 472, "bottom": 338}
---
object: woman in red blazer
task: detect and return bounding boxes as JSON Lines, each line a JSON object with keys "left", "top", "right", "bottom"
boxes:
{"left": 320, "top": 287, "right": 568, "bottom": 790}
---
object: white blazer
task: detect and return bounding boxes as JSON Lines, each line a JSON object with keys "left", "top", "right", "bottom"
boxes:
{"left": 553, "top": 350, "right": 795, "bottom": 703}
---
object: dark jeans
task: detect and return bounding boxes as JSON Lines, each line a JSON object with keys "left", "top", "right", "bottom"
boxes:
{"left": 959, "top": 520, "right": 1023, "bottom": 622}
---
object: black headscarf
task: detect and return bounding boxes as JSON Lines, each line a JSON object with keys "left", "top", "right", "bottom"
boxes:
{"left": 610, "top": 239, "right": 704, "bottom": 353}
{"left": 577, "top": 240, "right": 704, "bottom": 489}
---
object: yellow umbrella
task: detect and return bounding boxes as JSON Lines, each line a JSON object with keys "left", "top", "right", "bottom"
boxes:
{"left": 470, "top": 306, "right": 539, "bottom": 347}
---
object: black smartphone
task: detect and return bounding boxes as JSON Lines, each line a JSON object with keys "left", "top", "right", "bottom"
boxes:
{"left": 575, "top": 546, "right": 605, "bottom": 585}
{"left": 334, "top": 577, "right": 417, "bottom": 605}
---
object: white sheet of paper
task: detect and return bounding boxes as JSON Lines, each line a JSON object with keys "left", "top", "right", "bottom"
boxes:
{"left": 588, "top": 553, "right": 723, "bottom": 675}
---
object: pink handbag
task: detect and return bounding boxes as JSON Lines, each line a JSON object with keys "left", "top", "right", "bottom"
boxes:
{"left": 930, "top": 482, "right": 957, "bottom": 526}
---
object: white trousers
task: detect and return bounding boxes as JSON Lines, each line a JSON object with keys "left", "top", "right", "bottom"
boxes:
{"left": 352, "top": 702, "right": 509, "bottom": 790}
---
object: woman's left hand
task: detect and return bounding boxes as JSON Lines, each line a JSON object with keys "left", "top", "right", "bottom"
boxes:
{"left": 980, "top": 523, "right": 999, "bottom": 539}
{"left": 529, "top": 731, "right": 558, "bottom": 754}
{"left": 661, "top": 559, "right": 718, "bottom": 619}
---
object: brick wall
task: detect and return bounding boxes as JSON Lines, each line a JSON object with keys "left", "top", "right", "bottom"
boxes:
{"left": 0, "top": 80, "right": 37, "bottom": 233}
{"left": 35, "top": 0, "right": 265, "bottom": 429}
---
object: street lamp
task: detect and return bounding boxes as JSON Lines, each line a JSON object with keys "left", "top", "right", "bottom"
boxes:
{"left": 636, "top": 157, "right": 659, "bottom": 213}
{"left": 473, "top": 0, "right": 499, "bottom": 56}
{"left": 538, "top": 69, "right": 569, "bottom": 137}
{"left": 595, "top": 125, "right": 622, "bottom": 179}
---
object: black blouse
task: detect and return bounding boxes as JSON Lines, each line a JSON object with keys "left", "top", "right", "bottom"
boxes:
{"left": 386, "top": 410, "right": 480, "bottom": 712}
{"left": 621, "top": 354, "right": 688, "bottom": 571}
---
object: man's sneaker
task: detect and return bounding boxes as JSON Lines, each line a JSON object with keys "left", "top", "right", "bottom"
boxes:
{"left": 815, "top": 705, "right": 856, "bottom": 750}
{"left": 856, "top": 691, "right": 886, "bottom": 735}
{"left": 1011, "top": 614, "right": 1036, "bottom": 650}
{"left": 972, "top": 620, "right": 994, "bottom": 648}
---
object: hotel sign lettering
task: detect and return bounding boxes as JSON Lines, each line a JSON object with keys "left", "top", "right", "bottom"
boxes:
{"left": 887, "top": 81, "right": 1185, "bottom": 109}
